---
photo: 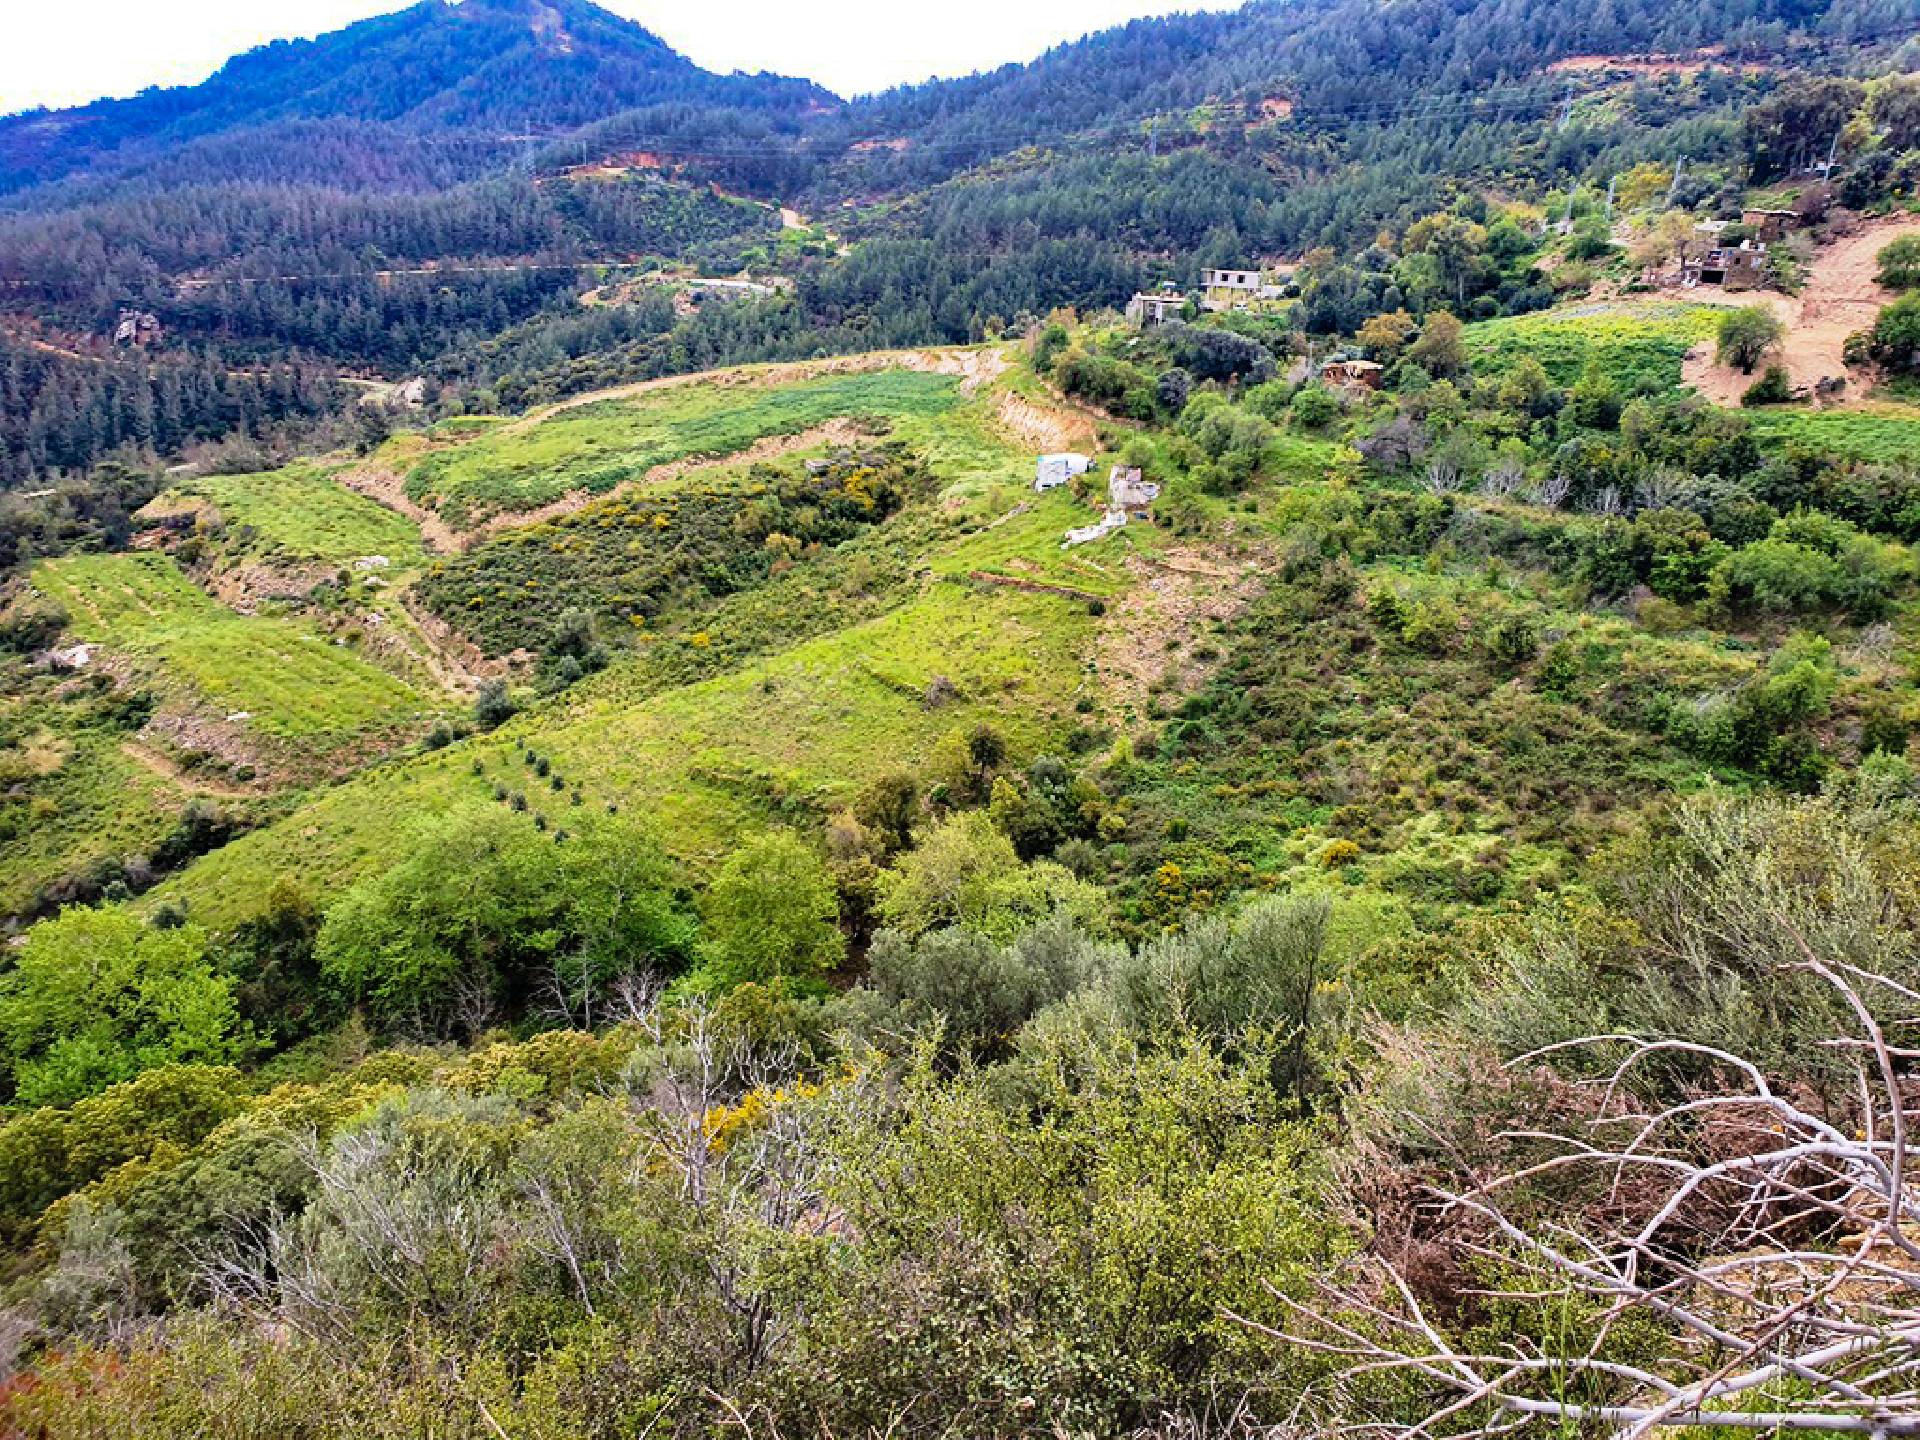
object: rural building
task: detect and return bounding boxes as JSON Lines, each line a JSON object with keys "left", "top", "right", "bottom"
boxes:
{"left": 1126, "top": 288, "right": 1189, "bottom": 328}
{"left": 113, "top": 309, "right": 162, "bottom": 347}
{"left": 1685, "top": 242, "right": 1768, "bottom": 290}
{"left": 1108, "top": 465, "right": 1160, "bottom": 515}
{"left": 1320, "top": 358, "right": 1384, "bottom": 391}
{"left": 1740, "top": 208, "right": 1801, "bottom": 243}
{"left": 1198, "top": 266, "right": 1291, "bottom": 313}
{"left": 1034, "top": 452, "right": 1091, "bottom": 491}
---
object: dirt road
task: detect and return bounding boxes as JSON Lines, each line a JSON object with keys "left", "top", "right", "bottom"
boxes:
{"left": 1681, "top": 215, "right": 1920, "bottom": 405}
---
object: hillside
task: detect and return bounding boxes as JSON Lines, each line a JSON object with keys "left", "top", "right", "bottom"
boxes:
{"left": 0, "top": 0, "right": 833, "bottom": 195}
{"left": 5, "top": 2, "right": 1920, "bottom": 1435}
{"left": 4, "top": 0, "right": 1914, "bottom": 499}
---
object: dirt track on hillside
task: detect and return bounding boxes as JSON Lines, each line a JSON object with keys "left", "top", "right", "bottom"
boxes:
{"left": 1681, "top": 216, "right": 1920, "bottom": 404}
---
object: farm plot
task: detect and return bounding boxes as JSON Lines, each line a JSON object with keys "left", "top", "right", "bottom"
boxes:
{"left": 1746, "top": 405, "right": 1920, "bottom": 465}
{"left": 404, "top": 370, "right": 964, "bottom": 523}
{"left": 31, "top": 553, "right": 437, "bottom": 741}
{"left": 167, "top": 465, "right": 426, "bottom": 567}
{"left": 147, "top": 580, "right": 1095, "bottom": 929}
{"left": 1465, "top": 304, "right": 1720, "bottom": 389}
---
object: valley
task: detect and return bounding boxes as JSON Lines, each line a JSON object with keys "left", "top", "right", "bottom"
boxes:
{"left": 2, "top": 1, "right": 1920, "bottom": 1435}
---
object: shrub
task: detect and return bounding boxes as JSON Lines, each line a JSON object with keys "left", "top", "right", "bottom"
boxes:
{"left": 1741, "top": 366, "right": 1793, "bottom": 406}
{"left": 1288, "top": 384, "right": 1341, "bottom": 429}
{"left": 472, "top": 680, "right": 516, "bottom": 731}
{"left": 1874, "top": 234, "right": 1920, "bottom": 291}
{"left": 1716, "top": 305, "right": 1784, "bottom": 375}
{"left": 696, "top": 831, "right": 845, "bottom": 990}
{"left": 0, "top": 909, "right": 247, "bottom": 1108}
{"left": 1862, "top": 294, "right": 1920, "bottom": 375}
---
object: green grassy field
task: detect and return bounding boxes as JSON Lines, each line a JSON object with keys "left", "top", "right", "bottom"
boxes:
{"left": 1746, "top": 405, "right": 1920, "bottom": 463}
{"left": 163, "top": 465, "right": 426, "bottom": 568}
{"left": 1465, "top": 304, "right": 1720, "bottom": 389}
{"left": 0, "top": 703, "right": 187, "bottom": 917}
{"left": 404, "top": 370, "right": 967, "bottom": 523}
{"left": 30, "top": 554, "right": 438, "bottom": 741}
{"left": 148, "top": 580, "right": 1095, "bottom": 928}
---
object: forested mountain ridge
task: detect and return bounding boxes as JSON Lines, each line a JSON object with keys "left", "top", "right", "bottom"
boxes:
{"left": 0, "top": 0, "right": 835, "bottom": 197}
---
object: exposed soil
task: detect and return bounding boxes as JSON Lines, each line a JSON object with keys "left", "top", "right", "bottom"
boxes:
{"left": 206, "top": 561, "right": 338, "bottom": 615}
{"left": 965, "top": 570, "right": 1106, "bottom": 604}
{"left": 1547, "top": 51, "right": 1770, "bottom": 78}
{"left": 392, "top": 594, "right": 525, "bottom": 690}
{"left": 137, "top": 709, "right": 273, "bottom": 785}
{"left": 339, "top": 466, "right": 465, "bottom": 554}
{"left": 995, "top": 390, "right": 1098, "bottom": 455}
{"left": 1095, "top": 547, "right": 1262, "bottom": 717}
{"left": 1679, "top": 215, "right": 1920, "bottom": 406}
{"left": 120, "top": 739, "right": 261, "bottom": 800}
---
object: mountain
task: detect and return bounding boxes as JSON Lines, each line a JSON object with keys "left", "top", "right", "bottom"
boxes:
{"left": 0, "top": 0, "right": 1912, "bottom": 491}
{"left": 0, "top": 0, "right": 836, "bottom": 196}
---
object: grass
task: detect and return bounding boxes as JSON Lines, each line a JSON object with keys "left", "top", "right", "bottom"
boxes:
{"left": 0, "top": 681, "right": 188, "bottom": 918}
{"left": 1465, "top": 304, "right": 1720, "bottom": 389}
{"left": 160, "top": 465, "right": 426, "bottom": 568}
{"left": 148, "top": 581, "right": 1095, "bottom": 928}
{"left": 930, "top": 489, "right": 1158, "bottom": 597}
{"left": 30, "top": 554, "right": 438, "bottom": 742}
{"left": 404, "top": 370, "right": 966, "bottom": 523}
{"left": 1745, "top": 404, "right": 1920, "bottom": 464}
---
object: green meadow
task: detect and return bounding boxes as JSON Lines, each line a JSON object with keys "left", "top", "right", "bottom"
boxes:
{"left": 1465, "top": 304, "right": 1720, "bottom": 388}
{"left": 404, "top": 369, "right": 967, "bottom": 522}
{"left": 164, "top": 465, "right": 426, "bottom": 568}
{"left": 30, "top": 554, "right": 438, "bottom": 742}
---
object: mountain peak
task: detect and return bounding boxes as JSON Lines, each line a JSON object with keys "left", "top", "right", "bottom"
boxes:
{"left": 0, "top": 0, "right": 830, "bottom": 195}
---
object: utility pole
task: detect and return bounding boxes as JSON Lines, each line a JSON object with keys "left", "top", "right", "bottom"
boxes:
{"left": 1148, "top": 118, "right": 1157, "bottom": 159}
{"left": 1557, "top": 83, "right": 1576, "bottom": 131}
{"left": 1604, "top": 174, "right": 1616, "bottom": 225}
{"left": 1665, "top": 155, "right": 1686, "bottom": 208}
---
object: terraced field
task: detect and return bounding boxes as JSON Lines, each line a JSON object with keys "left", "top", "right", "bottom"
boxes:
{"left": 404, "top": 369, "right": 966, "bottom": 523}
{"left": 1745, "top": 404, "right": 1920, "bottom": 464}
{"left": 164, "top": 465, "right": 427, "bottom": 567}
{"left": 148, "top": 580, "right": 1095, "bottom": 928}
{"left": 1465, "top": 304, "right": 1721, "bottom": 389}
{"left": 30, "top": 553, "right": 438, "bottom": 741}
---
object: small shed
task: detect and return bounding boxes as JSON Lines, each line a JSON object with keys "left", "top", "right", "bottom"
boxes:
{"left": 1035, "top": 453, "right": 1091, "bottom": 491}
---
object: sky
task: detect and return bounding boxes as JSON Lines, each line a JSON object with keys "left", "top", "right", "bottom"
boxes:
{"left": 3, "top": 0, "right": 1244, "bottom": 113}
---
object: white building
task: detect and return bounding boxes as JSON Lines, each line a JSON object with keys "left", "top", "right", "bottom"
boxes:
{"left": 1035, "top": 452, "right": 1091, "bottom": 491}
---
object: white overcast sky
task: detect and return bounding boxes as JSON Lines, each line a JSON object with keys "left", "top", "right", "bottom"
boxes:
{"left": 3, "top": 0, "right": 1243, "bottom": 113}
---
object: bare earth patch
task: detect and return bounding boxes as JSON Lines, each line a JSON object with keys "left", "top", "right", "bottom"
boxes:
{"left": 1095, "top": 547, "right": 1262, "bottom": 718}
{"left": 119, "top": 740, "right": 260, "bottom": 800}
{"left": 995, "top": 390, "right": 1099, "bottom": 455}
{"left": 339, "top": 466, "right": 464, "bottom": 554}
{"left": 1680, "top": 216, "right": 1920, "bottom": 405}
